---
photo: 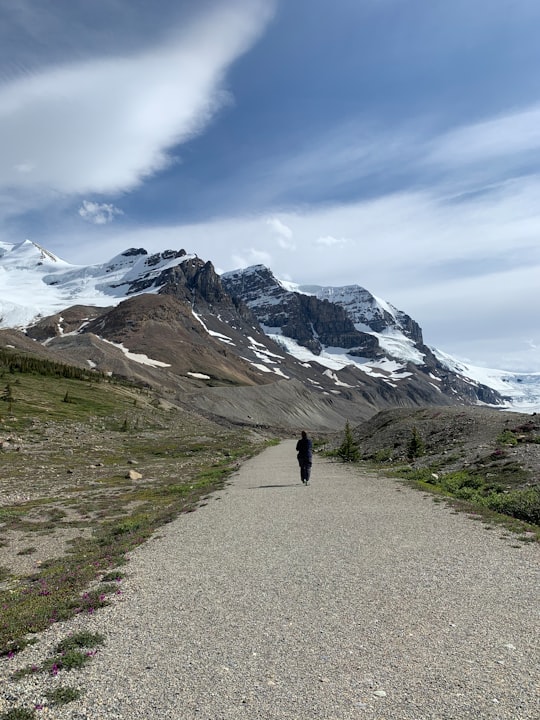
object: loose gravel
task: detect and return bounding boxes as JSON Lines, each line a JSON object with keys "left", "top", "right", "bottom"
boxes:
{"left": 2, "top": 441, "right": 539, "bottom": 719}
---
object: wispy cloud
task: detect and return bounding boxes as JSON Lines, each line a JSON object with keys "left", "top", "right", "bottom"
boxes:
{"left": 266, "top": 216, "right": 292, "bottom": 239}
{"left": 231, "top": 248, "right": 272, "bottom": 269}
{"left": 239, "top": 100, "right": 540, "bottom": 212}
{"left": 0, "top": 1, "right": 275, "bottom": 207}
{"left": 427, "top": 103, "right": 540, "bottom": 167}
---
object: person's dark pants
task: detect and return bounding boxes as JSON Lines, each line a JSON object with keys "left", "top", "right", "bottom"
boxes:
{"left": 299, "top": 460, "right": 312, "bottom": 483}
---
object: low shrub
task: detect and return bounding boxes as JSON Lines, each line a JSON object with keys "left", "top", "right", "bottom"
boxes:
{"left": 497, "top": 430, "right": 518, "bottom": 446}
{"left": 45, "top": 686, "right": 82, "bottom": 706}
{"left": 394, "top": 467, "right": 540, "bottom": 527}
{"left": 484, "top": 487, "right": 540, "bottom": 526}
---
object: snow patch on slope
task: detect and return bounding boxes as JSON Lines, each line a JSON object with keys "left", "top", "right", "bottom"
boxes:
{"left": 100, "top": 338, "right": 171, "bottom": 368}
{"left": 376, "top": 330, "right": 424, "bottom": 365}
{"left": 264, "top": 326, "right": 412, "bottom": 385}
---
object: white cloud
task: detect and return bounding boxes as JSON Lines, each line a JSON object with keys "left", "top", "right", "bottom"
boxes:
{"left": 79, "top": 201, "right": 123, "bottom": 225}
{"left": 316, "top": 235, "right": 349, "bottom": 247}
{"left": 0, "top": 1, "right": 274, "bottom": 204}
{"left": 266, "top": 216, "right": 295, "bottom": 250}
{"left": 266, "top": 216, "right": 293, "bottom": 239}
{"left": 239, "top": 100, "right": 540, "bottom": 214}
{"left": 231, "top": 248, "right": 272, "bottom": 269}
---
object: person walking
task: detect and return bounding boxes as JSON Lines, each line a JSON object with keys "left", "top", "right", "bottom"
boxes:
{"left": 296, "top": 430, "right": 313, "bottom": 484}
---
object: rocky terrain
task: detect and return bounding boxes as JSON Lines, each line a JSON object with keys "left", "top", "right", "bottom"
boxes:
{"left": 349, "top": 406, "right": 540, "bottom": 520}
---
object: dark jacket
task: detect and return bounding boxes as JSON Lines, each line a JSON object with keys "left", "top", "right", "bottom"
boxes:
{"left": 296, "top": 436, "right": 313, "bottom": 462}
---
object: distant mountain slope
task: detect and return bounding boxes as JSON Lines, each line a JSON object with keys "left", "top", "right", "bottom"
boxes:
{"left": 433, "top": 349, "right": 540, "bottom": 414}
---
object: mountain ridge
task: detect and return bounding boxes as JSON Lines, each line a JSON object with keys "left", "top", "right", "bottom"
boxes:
{"left": 1, "top": 240, "right": 538, "bottom": 426}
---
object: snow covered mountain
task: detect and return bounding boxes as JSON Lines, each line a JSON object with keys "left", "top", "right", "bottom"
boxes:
{"left": 0, "top": 240, "right": 195, "bottom": 327}
{"left": 222, "top": 265, "right": 540, "bottom": 413}
{"left": 0, "top": 240, "right": 537, "bottom": 424}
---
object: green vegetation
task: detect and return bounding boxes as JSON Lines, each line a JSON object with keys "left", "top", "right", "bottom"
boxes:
{"left": 45, "top": 686, "right": 82, "bottom": 706}
{"left": 497, "top": 429, "right": 519, "bottom": 446}
{"left": 393, "top": 466, "right": 540, "bottom": 533}
{"left": 326, "top": 412, "right": 539, "bottom": 535}
{"left": 406, "top": 426, "right": 425, "bottom": 461}
{"left": 0, "top": 708, "right": 36, "bottom": 720}
{"left": 8, "top": 632, "right": 99, "bottom": 715}
{"left": 56, "top": 631, "right": 105, "bottom": 654}
{"left": 373, "top": 447, "right": 393, "bottom": 463}
{"left": 333, "top": 421, "right": 360, "bottom": 463}
{"left": 0, "top": 446, "right": 256, "bottom": 656}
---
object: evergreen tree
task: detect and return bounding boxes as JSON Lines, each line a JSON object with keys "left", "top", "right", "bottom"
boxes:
{"left": 337, "top": 420, "right": 360, "bottom": 462}
{"left": 1, "top": 383, "right": 14, "bottom": 413}
{"left": 407, "top": 426, "right": 425, "bottom": 461}
{"left": 1, "top": 383, "right": 13, "bottom": 402}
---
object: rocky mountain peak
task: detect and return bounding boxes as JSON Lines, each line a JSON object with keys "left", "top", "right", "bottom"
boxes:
{"left": 298, "top": 284, "right": 423, "bottom": 344}
{"left": 223, "top": 265, "right": 380, "bottom": 357}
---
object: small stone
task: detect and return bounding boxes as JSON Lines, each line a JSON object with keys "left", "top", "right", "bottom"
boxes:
{"left": 127, "top": 469, "right": 143, "bottom": 480}
{"left": 374, "top": 690, "right": 387, "bottom": 698}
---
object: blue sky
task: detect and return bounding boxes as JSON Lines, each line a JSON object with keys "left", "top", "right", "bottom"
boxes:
{"left": 1, "top": 0, "right": 540, "bottom": 371}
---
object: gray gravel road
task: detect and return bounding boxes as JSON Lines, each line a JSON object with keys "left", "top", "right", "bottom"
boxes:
{"left": 3, "top": 440, "right": 539, "bottom": 719}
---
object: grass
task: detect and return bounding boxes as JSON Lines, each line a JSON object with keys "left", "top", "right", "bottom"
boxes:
{"left": 44, "top": 686, "right": 82, "bottom": 705}
{"left": 0, "top": 709, "right": 36, "bottom": 720}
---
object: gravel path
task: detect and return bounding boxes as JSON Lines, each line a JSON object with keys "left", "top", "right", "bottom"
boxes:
{"left": 3, "top": 440, "right": 539, "bottom": 719}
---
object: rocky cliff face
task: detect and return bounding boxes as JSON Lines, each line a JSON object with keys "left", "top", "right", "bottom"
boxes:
{"left": 300, "top": 284, "right": 424, "bottom": 344}
{"left": 222, "top": 266, "right": 384, "bottom": 357}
